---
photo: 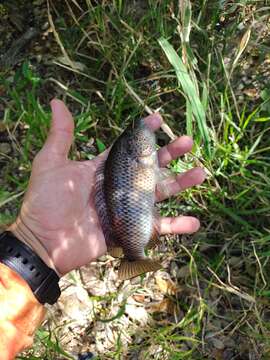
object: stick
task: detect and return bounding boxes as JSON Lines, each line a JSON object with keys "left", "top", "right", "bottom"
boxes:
{"left": 123, "top": 78, "right": 177, "bottom": 141}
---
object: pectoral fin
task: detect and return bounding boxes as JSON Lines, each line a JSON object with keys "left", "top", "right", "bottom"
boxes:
{"left": 157, "top": 167, "right": 173, "bottom": 181}
{"left": 118, "top": 258, "right": 162, "bottom": 280}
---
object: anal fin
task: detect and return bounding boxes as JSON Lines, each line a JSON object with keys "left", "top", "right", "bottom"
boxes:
{"left": 118, "top": 258, "right": 162, "bottom": 281}
{"left": 146, "top": 227, "right": 161, "bottom": 249}
{"left": 108, "top": 247, "right": 123, "bottom": 258}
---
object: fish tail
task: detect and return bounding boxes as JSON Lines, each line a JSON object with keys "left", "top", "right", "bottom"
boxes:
{"left": 118, "top": 258, "right": 162, "bottom": 280}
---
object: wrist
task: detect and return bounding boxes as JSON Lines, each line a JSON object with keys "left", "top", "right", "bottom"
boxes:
{"left": 0, "top": 231, "right": 61, "bottom": 304}
{"left": 8, "top": 216, "right": 60, "bottom": 277}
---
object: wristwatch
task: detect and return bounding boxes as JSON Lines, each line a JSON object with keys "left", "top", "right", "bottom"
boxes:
{"left": 0, "top": 231, "right": 61, "bottom": 305}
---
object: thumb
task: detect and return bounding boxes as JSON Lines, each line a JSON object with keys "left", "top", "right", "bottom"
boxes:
{"left": 41, "top": 99, "right": 74, "bottom": 159}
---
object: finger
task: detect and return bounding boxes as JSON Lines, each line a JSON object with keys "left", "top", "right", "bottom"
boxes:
{"left": 156, "top": 167, "right": 206, "bottom": 202}
{"left": 95, "top": 148, "right": 110, "bottom": 161}
{"left": 82, "top": 147, "right": 110, "bottom": 172}
{"left": 89, "top": 148, "right": 110, "bottom": 169}
{"left": 144, "top": 112, "right": 163, "bottom": 131}
{"left": 41, "top": 99, "right": 74, "bottom": 158}
{"left": 158, "top": 216, "right": 200, "bottom": 235}
{"left": 158, "top": 136, "right": 193, "bottom": 167}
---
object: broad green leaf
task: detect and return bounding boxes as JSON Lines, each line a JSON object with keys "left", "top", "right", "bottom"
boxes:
{"left": 96, "top": 138, "right": 106, "bottom": 153}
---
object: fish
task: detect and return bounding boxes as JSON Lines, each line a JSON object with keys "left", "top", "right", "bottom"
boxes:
{"left": 95, "top": 118, "right": 162, "bottom": 280}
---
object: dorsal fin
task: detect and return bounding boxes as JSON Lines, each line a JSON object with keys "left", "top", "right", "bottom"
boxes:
{"left": 95, "top": 162, "right": 116, "bottom": 248}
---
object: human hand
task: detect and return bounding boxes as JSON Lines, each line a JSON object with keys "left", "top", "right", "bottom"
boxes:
{"left": 9, "top": 100, "right": 205, "bottom": 276}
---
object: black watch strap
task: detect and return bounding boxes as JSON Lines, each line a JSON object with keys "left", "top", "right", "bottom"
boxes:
{"left": 0, "top": 231, "right": 61, "bottom": 305}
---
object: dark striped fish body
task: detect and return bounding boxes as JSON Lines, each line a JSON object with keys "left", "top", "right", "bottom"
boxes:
{"left": 96, "top": 118, "right": 161, "bottom": 280}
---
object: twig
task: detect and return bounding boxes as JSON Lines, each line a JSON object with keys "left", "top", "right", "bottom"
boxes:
{"left": 207, "top": 266, "right": 255, "bottom": 303}
{"left": 47, "top": 0, "right": 75, "bottom": 71}
{"left": 252, "top": 242, "right": 267, "bottom": 289}
{"left": 0, "top": 191, "right": 25, "bottom": 209}
{"left": 123, "top": 77, "right": 177, "bottom": 141}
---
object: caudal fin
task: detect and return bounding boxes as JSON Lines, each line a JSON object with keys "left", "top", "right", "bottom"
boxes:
{"left": 118, "top": 258, "right": 162, "bottom": 280}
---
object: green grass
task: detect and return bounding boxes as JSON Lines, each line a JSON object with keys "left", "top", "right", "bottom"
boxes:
{"left": 1, "top": 0, "right": 270, "bottom": 359}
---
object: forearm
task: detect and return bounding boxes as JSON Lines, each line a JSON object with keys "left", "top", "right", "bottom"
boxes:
{"left": 0, "top": 262, "right": 46, "bottom": 360}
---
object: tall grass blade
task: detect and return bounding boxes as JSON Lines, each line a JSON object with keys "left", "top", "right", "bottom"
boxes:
{"left": 158, "top": 37, "right": 211, "bottom": 157}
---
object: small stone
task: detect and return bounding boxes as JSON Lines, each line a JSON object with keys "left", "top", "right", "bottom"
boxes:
{"left": 224, "top": 337, "right": 235, "bottom": 347}
{"left": 170, "top": 261, "right": 178, "bottom": 278}
{"left": 41, "top": 21, "right": 49, "bottom": 31}
{"left": 78, "top": 351, "right": 95, "bottom": 360}
{"left": 228, "top": 256, "right": 242, "bottom": 267}
{"left": 177, "top": 265, "right": 190, "bottom": 278}
{"left": 210, "top": 338, "right": 225, "bottom": 350}
{"left": 237, "top": 83, "right": 245, "bottom": 90}
{"left": 0, "top": 142, "right": 11, "bottom": 154}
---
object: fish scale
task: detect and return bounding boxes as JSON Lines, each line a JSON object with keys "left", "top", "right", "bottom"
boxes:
{"left": 95, "top": 118, "right": 162, "bottom": 280}
{"left": 105, "top": 160, "right": 155, "bottom": 258}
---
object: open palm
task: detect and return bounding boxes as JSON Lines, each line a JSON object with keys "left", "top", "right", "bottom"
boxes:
{"left": 10, "top": 100, "right": 205, "bottom": 275}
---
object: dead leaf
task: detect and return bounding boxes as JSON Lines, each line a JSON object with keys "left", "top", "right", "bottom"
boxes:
{"left": 147, "top": 298, "right": 176, "bottom": 315}
{"left": 155, "top": 275, "right": 178, "bottom": 295}
{"left": 125, "top": 304, "right": 149, "bottom": 325}
{"left": 232, "top": 28, "right": 251, "bottom": 68}
{"left": 56, "top": 56, "right": 86, "bottom": 71}
{"left": 0, "top": 122, "right": 6, "bottom": 132}
{"left": 57, "top": 284, "right": 92, "bottom": 324}
{"left": 133, "top": 294, "right": 146, "bottom": 303}
{"left": 212, "top": 348, "right": 224, "bottom": 360}
{"left": 243, "top": 88, "right": 258, "bottom": 98}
